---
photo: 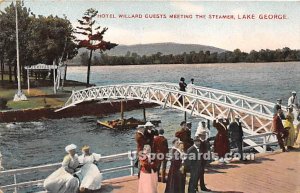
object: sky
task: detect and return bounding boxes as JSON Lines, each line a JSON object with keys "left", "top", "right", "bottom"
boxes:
{"left": 0, "top": 0, "right": 300, "bottom": 52}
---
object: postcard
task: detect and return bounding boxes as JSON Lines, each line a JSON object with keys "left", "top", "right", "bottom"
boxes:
{"left": 0, "top": 0, "right": 299, "bottom": 193}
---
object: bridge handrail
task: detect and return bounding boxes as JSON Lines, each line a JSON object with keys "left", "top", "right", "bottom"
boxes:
{"left": 147, "top": 82, "right": 288, "bottom": 114}
{"left": 62, "top": 83, "right": 274, "bottom": 120}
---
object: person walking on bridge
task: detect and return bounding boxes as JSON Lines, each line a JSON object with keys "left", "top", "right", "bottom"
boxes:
{"left": 228, "top": 115, "right": 244, "bottom": 161}
{"left": 273, "top": 109, "right": 289, "bottom": 152}
{"left": 178, "top": 77, "right": 187, "bottom": 104}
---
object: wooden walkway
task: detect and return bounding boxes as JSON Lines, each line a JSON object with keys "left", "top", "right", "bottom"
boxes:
{"left": 98, "top": 149, "right": 300, "bottom": 193}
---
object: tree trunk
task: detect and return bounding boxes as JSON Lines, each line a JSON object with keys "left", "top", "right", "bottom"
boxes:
{"left": 14, "top": 65, "right": 17, "bottom": 83}
{"left": 8, "top": 65, "right": 12, "bottom": 82}
{"left": 0, "top": 59, "right": 3, "bottom": 81}
{"left": 86, "top": 49, "right": 93, "bottom": 87}
{"left": 64, "top": 64, "right": 68, "bottom": 81}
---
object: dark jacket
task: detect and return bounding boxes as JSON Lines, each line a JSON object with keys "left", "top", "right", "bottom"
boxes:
{"left": 228, "top": 121, "right": 243, "bottom": 141}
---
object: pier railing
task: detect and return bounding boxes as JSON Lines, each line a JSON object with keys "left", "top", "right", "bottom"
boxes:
{"left": 0, "top": 133, "right": 276, "bottom": 192}
{"left": 0, "top": 150, "right": 136, "bottom": 193}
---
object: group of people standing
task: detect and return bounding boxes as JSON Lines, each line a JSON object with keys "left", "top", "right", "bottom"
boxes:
{"left": 135, "top": 115, "right": 246, "bottom": 193}
{"left": 273, "top": 91, "right": 299, "bottom": 152}
{"left": 43, "top": 144, "right": 103, "bottom": 193}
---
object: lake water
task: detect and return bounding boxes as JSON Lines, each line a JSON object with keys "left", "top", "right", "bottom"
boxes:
{"left": 0, "top": 62, "right": 299, "bottom": 189}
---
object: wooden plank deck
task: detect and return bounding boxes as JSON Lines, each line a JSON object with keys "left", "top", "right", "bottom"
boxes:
{"left": 97, "top": 149, "right": 300, "bottom": 193}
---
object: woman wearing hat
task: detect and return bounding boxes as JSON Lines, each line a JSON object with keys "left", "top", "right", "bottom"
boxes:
{"left": 284, "top": 114, "right": 296, "bottom": 150}
{"left": 44, "top": 144, "right": 80, "bottom": 193}
{"left": 138, "top": 144, "right": 158, "bottom": 193}
{"left": 77, "top": 145, "right": 103, "bottom": 192}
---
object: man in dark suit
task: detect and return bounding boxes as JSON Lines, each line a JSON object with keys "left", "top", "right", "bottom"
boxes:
{"left": 228, "top": 115, "right": 244, "bottom": 161}
{"left": 185, "top": 136, "right": 211, "bottom": 193}
{"left": 273, "top": 109, "right": 289, "bottom": 152}
{"left": 153, "top": 128, "right": 168, "bottom": 183}
{"left": 273, "top": 99, "right": 285, "bottom": 119}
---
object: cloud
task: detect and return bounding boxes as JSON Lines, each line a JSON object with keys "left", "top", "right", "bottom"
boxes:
{"left": 170, "top": 1, "right": 204, "bottom": 14}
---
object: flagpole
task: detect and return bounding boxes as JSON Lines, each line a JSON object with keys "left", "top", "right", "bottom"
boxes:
{"left": 13, "top": 0, "right": 27, "bottom": 101}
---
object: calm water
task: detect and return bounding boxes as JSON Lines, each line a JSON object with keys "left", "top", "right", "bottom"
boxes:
{"left": 0, "top": 62, "right": 299, "bottom": 187}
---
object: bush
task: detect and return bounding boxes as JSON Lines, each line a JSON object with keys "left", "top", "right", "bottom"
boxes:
{"left": 0, "top": 98, "right": 8, "bottom": 109}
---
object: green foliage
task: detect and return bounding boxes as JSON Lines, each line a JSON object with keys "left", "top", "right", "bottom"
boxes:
{"left": 75, "top": 8, "right": 117, "bottom": 85}
{"left": 0, "top": 2, "right": 78, "bottom": 83}
{"left": 92, "top": 47, "right": 300, "bottom": 65}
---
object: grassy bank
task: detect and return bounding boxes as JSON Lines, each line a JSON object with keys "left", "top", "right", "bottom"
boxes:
{"left": 0, "top": 80, "right": 87, "bottom": 110}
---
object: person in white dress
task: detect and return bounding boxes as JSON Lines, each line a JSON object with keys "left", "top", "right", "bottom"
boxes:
{"left": 44, "top": 144, "right": 80, "bottom": 193}
{"left": 195, "top": 121, "right": 210, "bottom": 138}
{"left": 288, "top": 91, "right": 300, "bottom": 122}
{"left": 77, "top": 145, "right": 103, "bottom": 192}
{"left": 186, "top": 78, "right": 195, "bottom": 93}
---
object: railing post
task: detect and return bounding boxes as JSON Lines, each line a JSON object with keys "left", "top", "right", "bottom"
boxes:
{"left": 14, "top": 174, "right": 17, "bottom": 193}
{"left": 129, "top": 150, "right": 135, "bottom": 176}
{"left": 263, "top": 136, "right": 267, "bottom": 152}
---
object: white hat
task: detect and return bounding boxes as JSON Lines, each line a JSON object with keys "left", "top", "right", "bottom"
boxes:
{"left": 145, "top": 122, "right": 154, "bottom": 127}
{"left": 292, "top": 91, "right": 297, "bottom": 94}
{"left": 216, "top": 115, "right": 224, "bottom": 119}
{"left": 65, "top": 144, "right": 77, "bottom": 153}
{"left": 235, "top": 115, "right": 241, "bottom": 119}
{"left": 137, "top": 125, "right": 145, "bottom": 129}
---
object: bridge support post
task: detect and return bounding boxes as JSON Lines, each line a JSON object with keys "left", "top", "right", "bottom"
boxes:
{"left": 184, "top": 112, "right": 187, "bottom": 122}
{"left": 121, "top": 100, "right": 125, "bottom": 120}
{"left": 142, "top": 103, "right": 146, "bottom": 122}
{"left": 14, "top": 174, "right": 17, "bottom": 193}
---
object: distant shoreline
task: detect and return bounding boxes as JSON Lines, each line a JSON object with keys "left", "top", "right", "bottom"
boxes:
{"left": 67, "top": 61, "right": 300, "bottom": 67}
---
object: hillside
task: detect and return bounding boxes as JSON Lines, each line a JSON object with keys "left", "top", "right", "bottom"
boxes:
{"left": 70, "top": 42, "right": 226, "bottom": 65}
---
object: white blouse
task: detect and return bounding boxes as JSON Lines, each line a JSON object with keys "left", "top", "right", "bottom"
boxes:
{"left": 78, "top": 153, "right": 101, "bottom": 165}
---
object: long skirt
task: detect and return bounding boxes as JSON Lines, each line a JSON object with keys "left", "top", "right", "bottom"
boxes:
{"left": 285, "top": 127, "right": 296, "bottom": 146}
{"left": 214, "top": 132, "right": 230, "bottom": 158}
{"left": 138, "top": 171, "right": 158, "bottom": 193}
{"left": 77, "top": 163, "right": 103, "bottom": 190}
{"left": 44, "top": 167, "right": 79, "bottom": 193}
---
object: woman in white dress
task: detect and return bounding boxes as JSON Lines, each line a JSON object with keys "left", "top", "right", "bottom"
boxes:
{"left": 77, "top": 145, "right": 103, "bottom": 192}
{"left": 44, "top": 144, "right": 80, "bottom": 193}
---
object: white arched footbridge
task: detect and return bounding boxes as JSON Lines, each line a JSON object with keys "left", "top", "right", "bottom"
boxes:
{"left": 56, "top": 82, "right": 287, "bottom": 153}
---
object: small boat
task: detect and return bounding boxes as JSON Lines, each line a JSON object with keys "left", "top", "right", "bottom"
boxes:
{"left": 97, "top": 117, "right": 161, "bottom": 129}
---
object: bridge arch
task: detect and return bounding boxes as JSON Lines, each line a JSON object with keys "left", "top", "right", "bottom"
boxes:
{"left": 57, "top": 83, "right": 279, "bottom": 152}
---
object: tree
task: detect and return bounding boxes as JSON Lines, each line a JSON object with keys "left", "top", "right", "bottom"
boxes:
{"left": 80, "top": 51, "right": 89, "bottom": 66}
{"left": 75, "top": 8, "right": 117, "bottom": 86}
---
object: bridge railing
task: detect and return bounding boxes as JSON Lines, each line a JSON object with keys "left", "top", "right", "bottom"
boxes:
{"left": 146, "top": 82, "right": 287, "bottom": 116}
{"left": 0, "top": 133, "right": 277, "bottom": 193}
